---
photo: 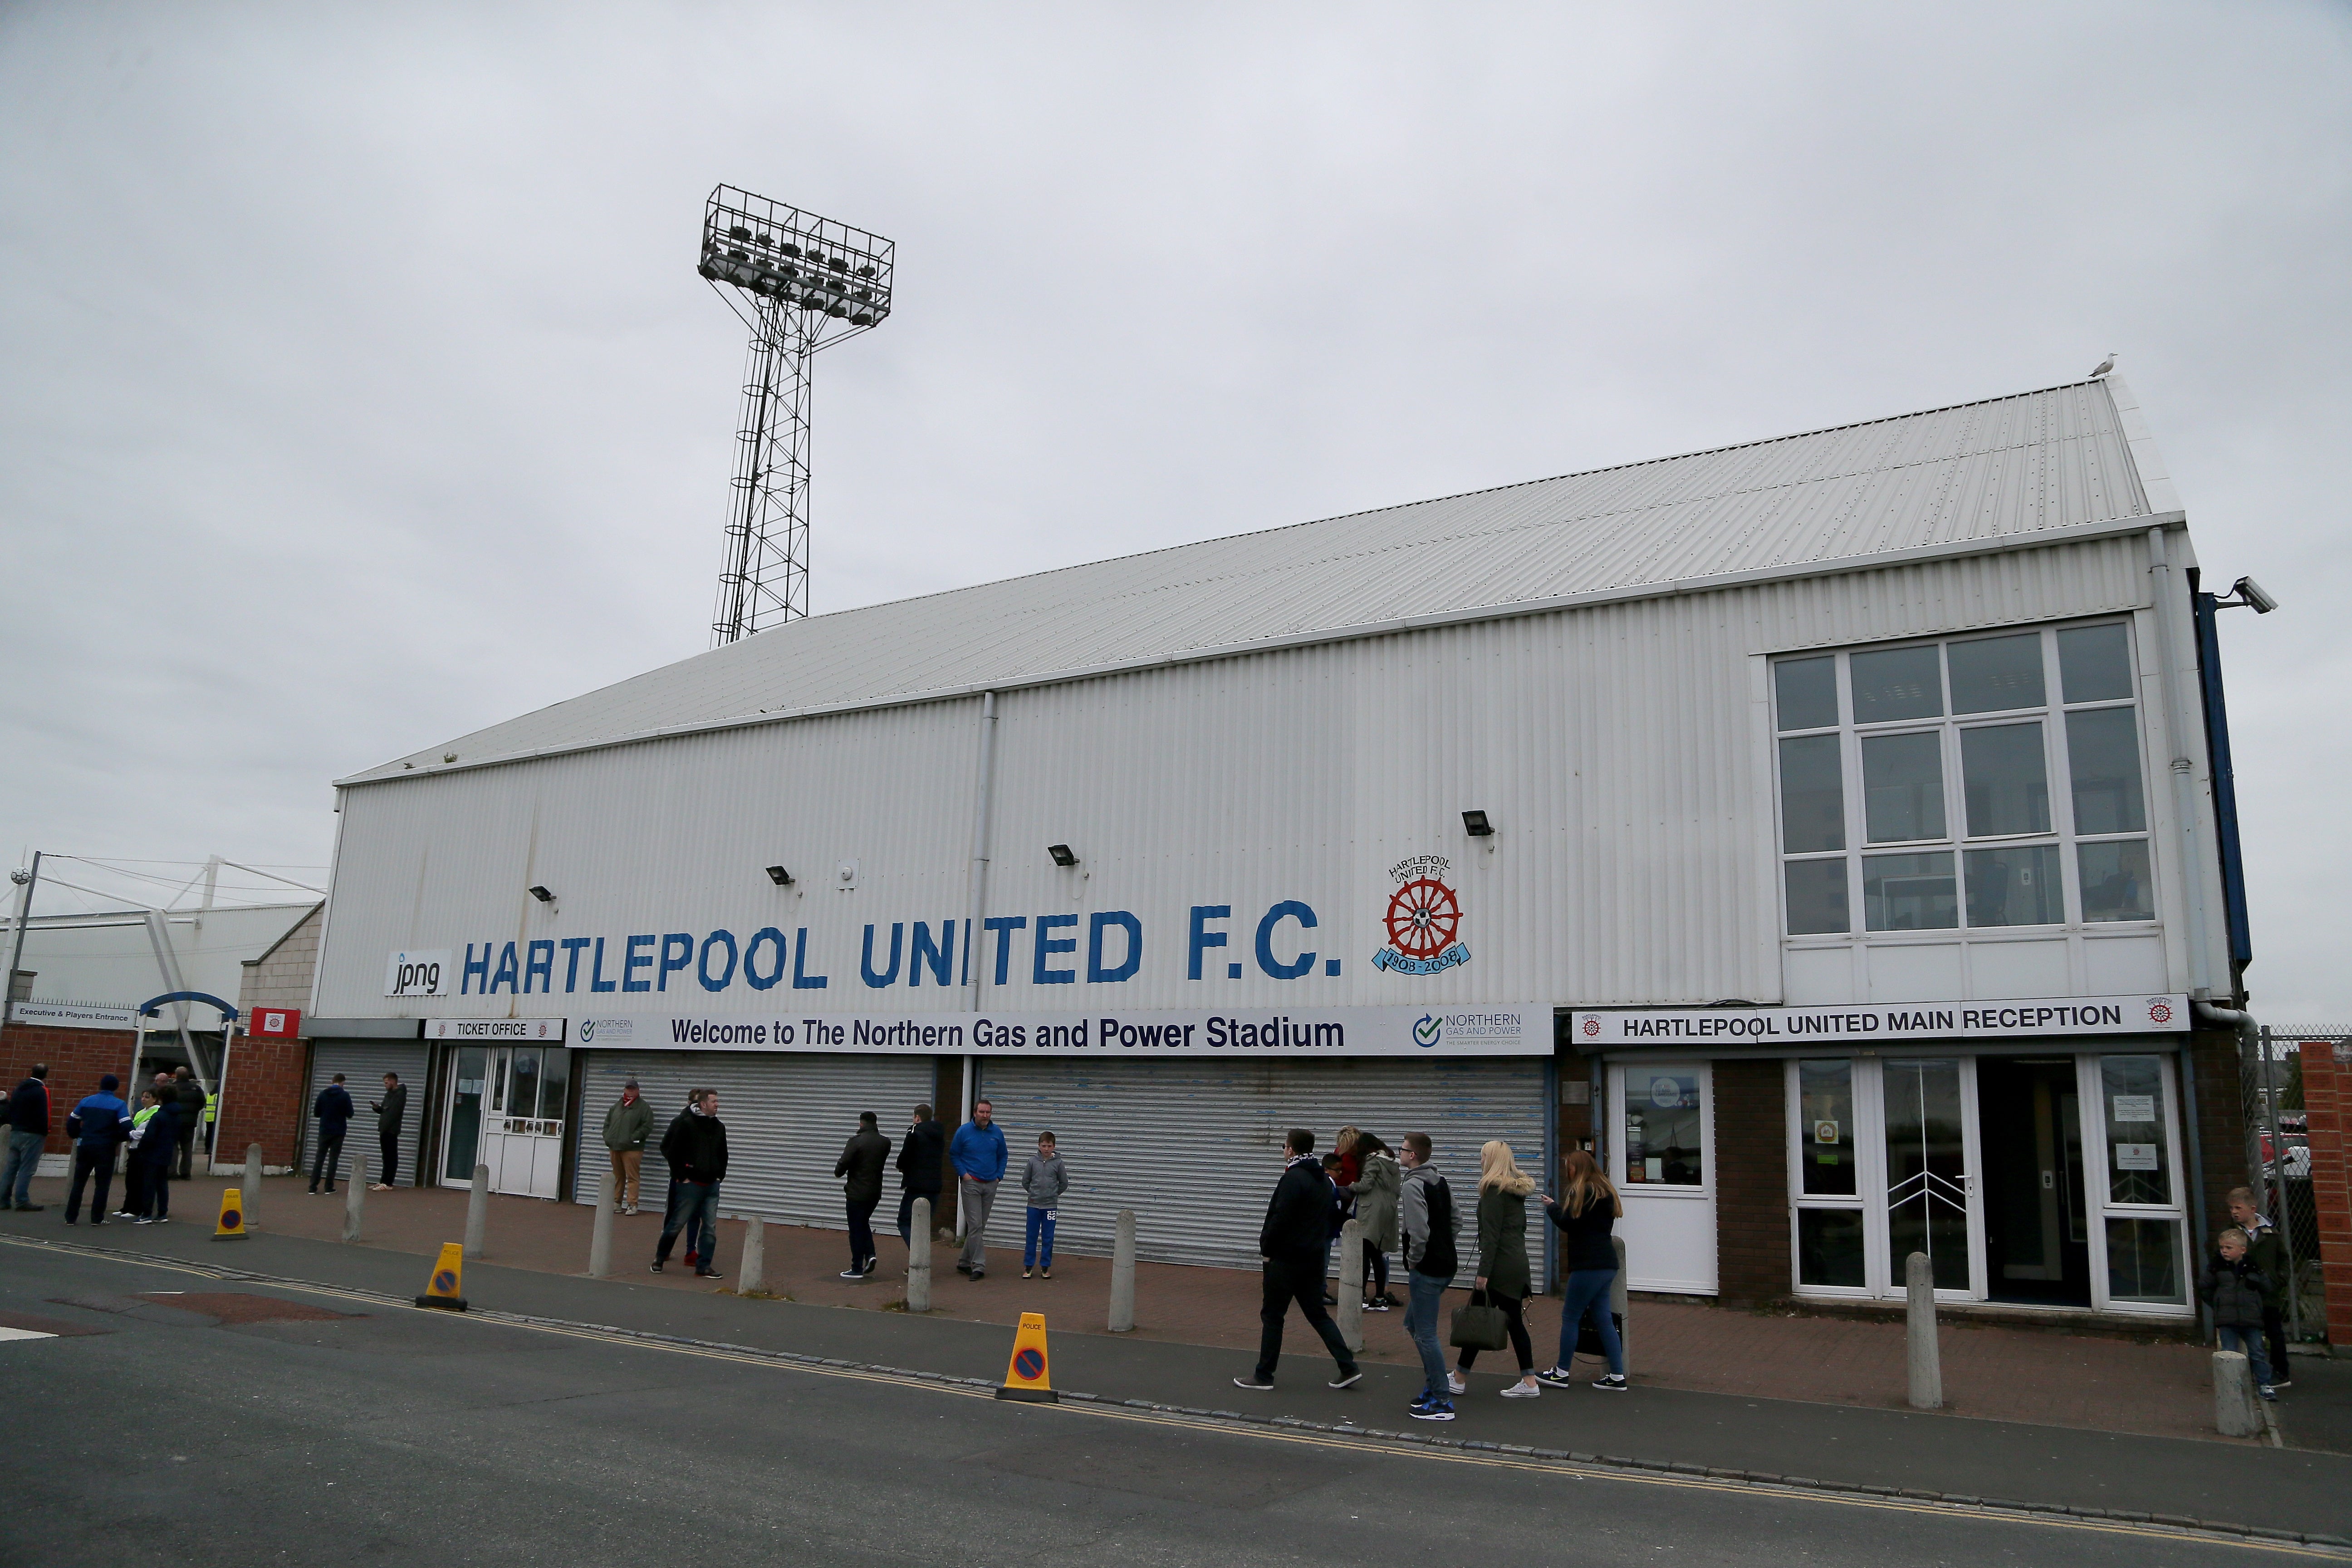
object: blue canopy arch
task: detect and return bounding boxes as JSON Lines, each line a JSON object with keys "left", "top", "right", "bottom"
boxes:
{"left": 137, "top": 990, "right": 240, "bottom": 1023}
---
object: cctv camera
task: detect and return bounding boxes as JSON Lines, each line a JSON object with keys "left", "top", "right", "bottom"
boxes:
{"left": 2232, "top": 576, "right": 2278, "bottom": 615}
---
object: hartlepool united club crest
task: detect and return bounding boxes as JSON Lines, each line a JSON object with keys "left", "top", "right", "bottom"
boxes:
{"left": 1373, "top": 856, "right": 1471, "bottom": 976}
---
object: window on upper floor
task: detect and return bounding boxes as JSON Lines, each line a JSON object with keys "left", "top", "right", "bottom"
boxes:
{"left": 1771, "top": 622, "right": 2155, "bottom": 937}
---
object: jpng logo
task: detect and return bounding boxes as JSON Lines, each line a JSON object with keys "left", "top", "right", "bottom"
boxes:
{"left": 1373, "top": 856, "right": 1471, "bottom": 977}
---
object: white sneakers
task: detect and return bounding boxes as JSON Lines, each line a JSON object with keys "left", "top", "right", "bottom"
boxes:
{"left": 1446, "top": 1372, "right": 1468, "bottom": 1395}
{"left": 1499, "top": 1380, "right": 1541, "bottom": 1398}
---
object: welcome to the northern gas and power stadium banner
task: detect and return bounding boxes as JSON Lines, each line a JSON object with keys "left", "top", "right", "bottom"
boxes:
{"left": 550, "top": 1004, "right": 1552, "bottom": 1058}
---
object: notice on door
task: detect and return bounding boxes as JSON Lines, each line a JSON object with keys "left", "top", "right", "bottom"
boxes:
{"left": 2113, "top": 1143, "right": 2160, "bottom": 1171}
{"left": 2109, "top": 1094, "right": 2156, "bottom": 1124}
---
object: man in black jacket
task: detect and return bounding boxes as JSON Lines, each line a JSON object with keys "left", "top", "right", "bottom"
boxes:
{"left": 895, "top": 1103, "right": 945, "bottom": 1250}
{"left": 309, "top": 1075, "right": 355, "bottom": 1195}
{"left": 834, "top": 1112, "right": 892, "bottom": 1279}
{"left": 653, "top": 1089, "right": 728, "bottom": 1279}
{"left": 1235, "top": 1128, "right": 1362, "bottom": 1392}
{"left": 171, "top": 1067, "right": 206, "bottom": 1180}
{"left": 368, "top": 1073, "right": 408, "bottom": 1190}
{"left": 0, "top": 1064, "right": 50, "bottom": 1210}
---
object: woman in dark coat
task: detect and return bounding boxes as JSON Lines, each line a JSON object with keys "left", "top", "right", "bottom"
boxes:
{"left": 1451, "top": 1139, "right": 1539, "bottom": 1398}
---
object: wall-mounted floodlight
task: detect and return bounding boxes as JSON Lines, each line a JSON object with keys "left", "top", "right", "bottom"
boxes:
{"left": 2215, "top": 575, "right": 2279, "bottom": 614}
{"left": 1461, "top": 810, "right": 1495, "bottom": 837}
{"left": 528, "top": 886, "right": 556, "bottom": 903}
{"left": 1047, "top": 844, "right": 1079, "bottom": 867}
{"left": 765, "top": 865, "right": 794, "bottom": 886}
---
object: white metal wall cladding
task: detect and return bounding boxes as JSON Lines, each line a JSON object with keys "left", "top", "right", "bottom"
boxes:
{"left": 572, "top": 1050, "right": 933, "bottom": 1229}
{"left": 974, "top": 1057, "right": 1548, "bottom": 1275}
{"left": 314, "top": 533, "right": 2193, "bottom": 1017}
{"left": 301, "top": 1041, "right": 430, "bottom": 1186}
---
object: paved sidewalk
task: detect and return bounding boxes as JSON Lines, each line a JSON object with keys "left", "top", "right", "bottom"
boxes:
{"left": 2, "top": 1171, "right": 2300, "bottom": 1446}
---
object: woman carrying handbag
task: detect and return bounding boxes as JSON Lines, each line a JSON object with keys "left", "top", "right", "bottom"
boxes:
{"left": 1537, "top": 1149, "right": 1628, "bottom": 1392}
{"left": 1449, "top": 1139, "right": 1541, "bottom": 1399}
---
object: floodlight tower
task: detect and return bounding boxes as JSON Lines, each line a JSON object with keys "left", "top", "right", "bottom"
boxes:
{"left": 696, "top": 185, "right": 894, "bottom": 646}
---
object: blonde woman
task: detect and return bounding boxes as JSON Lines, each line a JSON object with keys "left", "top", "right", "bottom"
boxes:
{"left": 1539, "top": 1149, "right": 1627, "bottom": 1391}
{"left": 1450, "top": 1140, "right": 1540, "bottom": 1398}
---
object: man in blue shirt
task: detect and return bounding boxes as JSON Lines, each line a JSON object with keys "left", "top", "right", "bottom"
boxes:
{"left": 949, "top": 1098, "right": 1008, "bottom": 1281}
{"left": 64, "top": 1074, "right": 128, "bottom": 1225}
{"left": 310, "top": 1074, "right": 356, "bottom": 1195}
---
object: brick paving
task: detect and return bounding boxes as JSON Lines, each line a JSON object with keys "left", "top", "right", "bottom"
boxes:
{"left": 15, "top": 1170, "right": 2227, "bottom": 1441}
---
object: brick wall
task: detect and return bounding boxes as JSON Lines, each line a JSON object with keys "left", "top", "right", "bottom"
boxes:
{"left": 2186, "top": 1027, "right": 2249, "bottom": 1243}
{"left": 1713, "top": 1057, "right": 1788, "bottom": 1306}
{"left": 0, "top": 1023, "right": 142, "bottom": 1154}
{"left": 2300, "top": 1039, "right": 2352, "bottom": 1352}
{"left": 224, "top": 905, "right": 323, "bottom": 1171}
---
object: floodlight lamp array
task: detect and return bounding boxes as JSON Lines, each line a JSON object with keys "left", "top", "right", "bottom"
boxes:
{"left": 699, "top": 186, "right": 893, "bottom": 330}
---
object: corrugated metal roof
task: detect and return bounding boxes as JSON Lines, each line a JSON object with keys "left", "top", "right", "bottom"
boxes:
{"left": 348, "top": 376, "right": 2171, "bottom": 784}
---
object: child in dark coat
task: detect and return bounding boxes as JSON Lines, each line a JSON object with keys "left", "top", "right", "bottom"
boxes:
{"left": 2200, "top": 1227, "right": 2277, "bottom": 1400}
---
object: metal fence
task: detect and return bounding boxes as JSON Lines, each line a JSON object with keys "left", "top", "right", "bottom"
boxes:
{"left": 2239, "top": 1027, "right": 2330, "bottom": 1343}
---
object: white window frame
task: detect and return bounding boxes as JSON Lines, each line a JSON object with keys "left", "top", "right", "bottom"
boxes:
{"left": 1608, "top": 1062, "right": 1715, "bottom": 1200}
{"left": 2078, "top": 1051, "right": 2193, "bottom": 1315}
{"left": 1783, "top": 1053, "right": 1986, "bottom": 1304}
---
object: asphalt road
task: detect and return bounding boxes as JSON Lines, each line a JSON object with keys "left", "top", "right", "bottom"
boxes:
{"left": 0, "top": 1240, "right": 2336, "bottom": 1568}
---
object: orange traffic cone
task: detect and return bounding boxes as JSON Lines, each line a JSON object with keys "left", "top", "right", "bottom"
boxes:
{"left": 414, "top": 1242, "right": 468, "bottom": 1311}
{"left": 995, "top": 1312, "right": 1056, "bottom": 1403}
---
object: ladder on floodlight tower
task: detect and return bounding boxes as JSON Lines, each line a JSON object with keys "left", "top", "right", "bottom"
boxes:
{"left": 696, "top": 185, "right": 895, "bottom": 646}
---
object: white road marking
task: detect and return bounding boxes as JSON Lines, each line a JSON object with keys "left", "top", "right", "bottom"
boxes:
{"left": 0, "top": 1326, "right": 58, "bottom": 1342}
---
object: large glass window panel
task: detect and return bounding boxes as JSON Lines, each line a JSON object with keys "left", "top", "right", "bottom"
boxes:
{"left": 2078, "top": 840, "right": 2155, "bottom": 922}
{"left": 1775, "top": 656, "right": 1839, "bottom": 731}
{"left": 507, "top": 1048, "right": 542, "bottom": 1127}
{"left": 1961, "top": 722, "right": 2051, "bottom": 836}
{"left": 1948, "top": 633, "right": 2046, "bottom": 714}
{"left": 2059, "top": 624, "right": 2134, "bottom": 704}
{"left": 1784, "top": 860, "right": 1849, "bottom": 936}
{"left": 443, "top": 1047, "right": 487, "bottom": 1182}
{"left": 1623, "top": 1073, "right": 1703, "bottom": 1186}
{"left": 1798, "top": 1209, "right": 1867, "bottom": 1288}
{"left": 1862, "top": 852, "right": 1957, "bottom": 931}
{"left": 1884, "top": 1060, "right": 1970, "bottom": 1290}
{"left": 2106, "top": 1216, "right": 2185, "bottom": 1304}
{"left": 1862, "top": 731, "right": 1945, "bottom": 843}
{"left": 1849, "top": 645, "right": 1943, "bottom": 724}
{"left": 1798, "top": 1061, "right": 1857, "bottom": 1196}
{"left": 1778, "top": 735, "right": 1845, "bottom": 853}
{"left": 2101, "top": 1056, "right": 2172, "bottom": 1205}
{"left": 1964, "top": 843, "right": 2064, "bottom": 927}
{"left": 2066, "top": 708, "right": 2147, "bottom": 834}
{"left": 537, "top": 1048, "right": 571, "bottom": 1122}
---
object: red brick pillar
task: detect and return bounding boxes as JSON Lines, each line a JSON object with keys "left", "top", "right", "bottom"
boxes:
{"left": 216, "top": 1034, "right": 309, "bottom": 1172}
{"left": 1713, "top": 1057, "right": 1789, "bottom": 1306}
{"left": 2301, "top": 1039, "right": 2352, "bottom": 1354}
{"left": 0, "top": 1022, "right": 142, "bottom": 1155}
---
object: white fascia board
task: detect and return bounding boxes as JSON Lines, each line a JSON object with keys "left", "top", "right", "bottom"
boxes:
{"left": 338, "top": 510, "right": 2185, "bottom": 790}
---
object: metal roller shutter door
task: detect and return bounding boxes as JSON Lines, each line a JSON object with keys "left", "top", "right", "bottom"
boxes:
{"left": 301, "top": 1039, "right": 431, "bottom": 1187}
{"left": 975, "top": 1057, "right": 1549, "bottom": 1276}
{"left": 574, "top": 1051, "right": 935, "bottom": 1229}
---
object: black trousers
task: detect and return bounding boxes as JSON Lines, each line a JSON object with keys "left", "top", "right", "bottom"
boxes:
{"left": 139, "top": 1166, "right": 170, "bottom": 1219}
{"left": 1256, "top": 1254, "right": 1357, "bottom": 1380}
{"left": 310, "top": 1133, "right": 344, "bottom": 1192}
{"left": 897, "top": 1187, "right": 938, "bottom": 1244}
{"left": 1456, "top": 1288, "right": 1535, "bottom": 1373}
{"left": 847, "top": 1196, "right": 879, "bottom": 1268}
{"left": 2265, "top": 1303, "right": 2291, "bottom": 1382}
{"left": 379, "top": 1130, "right": 401, "bottom": 1188}
{"left": 122, "top": 1162, "right": 147, "bottom": 1216}
{"left": 175, "top": 1126, "right": 197, "bottom": 1180}
{"left": 67, "top": 1147, "right": 114, "bottom": 1223}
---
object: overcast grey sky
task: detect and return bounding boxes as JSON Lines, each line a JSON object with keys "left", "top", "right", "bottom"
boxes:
{"left": 3, "top": 3, "right": 2347, "bottom": 1017}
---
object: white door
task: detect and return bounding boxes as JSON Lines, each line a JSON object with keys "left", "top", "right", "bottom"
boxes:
{"left": 481, "top": 1045, "right": 569, "bottom": 1200}
{"left": 1607, "top": 1063, "right": 1716, "bottom": 1294}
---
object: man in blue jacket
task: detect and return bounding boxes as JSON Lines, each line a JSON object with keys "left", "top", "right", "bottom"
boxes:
{"left": 950, "top": 1098, "right": 1008, "bottom": 1281}
{"left": 310, "top": 1073, "right": 355, "bottom": 1195}
{"left": 63, "top": 1073, "right": 129, "bottom": 1226}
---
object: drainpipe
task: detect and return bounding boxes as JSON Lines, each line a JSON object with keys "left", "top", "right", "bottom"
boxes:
{"left": 965, "top": 691, "right": 999, "bottom": 1013}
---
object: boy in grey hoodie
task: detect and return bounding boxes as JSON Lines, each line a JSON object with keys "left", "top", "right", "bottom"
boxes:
{"left": 1020, "top": 1132, "right": 1068, "bottom": 1279}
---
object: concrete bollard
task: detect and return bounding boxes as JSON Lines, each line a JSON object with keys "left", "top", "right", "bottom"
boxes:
{"left": 1337, "top": 1218, "right": 1364, "bottom": 1353}
{"left": 1109, "top": 1208, "right": 1137, "bottom": 1333}
{"left": 906, "top": 1197, "right": 933, "bottom": 1312}
{"left": 588, "top": 1174, "right": 614, "bottom": 1279}
{"left": 1606, "top": 1235, "right": 1632, "bottom": 1374}
{"left": 464, "top": 1163, "right": 489, "bottom": 1259}
{"left": 1906, "top": 1251, "right": 1943, "bottom": 1410}
{"left": 243, "top": 1144, "right": 264, "bottom": 1229}
{"left": 739, "top": 1214, "right": 767, "bottom": 1296}
{"left": 2213, "top": 1351, "right": 2260, "bottom": 1437}
{"left": 342, "top": 1152, "right": 366, "bottom": 1243}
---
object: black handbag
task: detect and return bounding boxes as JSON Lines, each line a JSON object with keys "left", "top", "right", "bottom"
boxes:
{"left": 1574, "top": 1309, "right": 1626, "bottom": 1357}
{"left": 1448, "top": 1288, "right": 1509, "bottom": 1352}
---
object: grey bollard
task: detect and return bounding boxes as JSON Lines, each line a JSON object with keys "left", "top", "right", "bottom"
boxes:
{"left": 243, "top": 1144, "right": 264, "bottom": 1228}
{"left": 464, "top": 1163, "right": 489, "bottom": 1259}
{"left": 1108, "top": 1208, "right": 1137, "bottom": 1333}
{"left": 1337, "top": 1219, "right": 1364, "bottom": 1353}
{"left": 587, "top": 1175, "right": 614, "bottom": 1279}
{"left": 1611, "top": 1235, "right": 1631, "bottom": 1373}
{"left": 739, "top": 1214, "right": 766, "bottom": 1296}
{"left": 2212, "top": 1351, "right": 2260, "bottom": 1437}
{"left": 342, "top": 1152, "right": 366, "bottom": 1242}
{"left": 1906, "top": 1251, "right": 1943, "bottom": 1410}
{"left": 906, "top": 1197, "right": 932, "bottom": 1313}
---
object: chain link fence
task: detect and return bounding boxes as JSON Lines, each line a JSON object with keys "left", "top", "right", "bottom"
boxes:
{"left": 2239, "top": 1027, "right": 2329, "bottom": 1344}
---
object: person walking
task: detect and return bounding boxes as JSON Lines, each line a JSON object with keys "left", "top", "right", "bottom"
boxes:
{"left": 896, "top": 1103, "right": 945, "bottom": 1249}
{"left": 1398, "top": 1131, "right": 1460, "bottom": 1420}
{"left": 1346, "top": 1132, "right": 1401, "bottom": 1311}
{"left": 366, "top": 1072, "right": 408, "bottom": 1190}
{"left": 1450, "top": 1139, "right": 1540, "bottom": 1400}
{"left": 1019, "top": 1131, "right": 1068, "bottom": 1279}
{"left": 601, "top": 1078, "right": 652, "bottom": 1214}
{"left": 653, "top": 1088, "right": 728, "bottom": 1279}
{"left": 1537, "top": 1150, "right": 1627, "bottom": 1392}
{"left": 130, "top": 1089, "right": 178, "bottom": 1224}
{"left": 0, "top": 1064, "right": 51, "bottom": 1211}
{"left": 1234, "top": 1128, "right": 1363, "bottom": 1392}
{"left": 833, "top": 1111, "right": 891, "bottom": 1279}
{"left": 170, "top": 1067, "right": 205, "bottom": 1181}
{"left": 63, "top": 1073, "right": 129, "bottom": 1226}
{"left": 951, "top": 1099, "right": 1009, "bottom": 1280}
{"left": 309, "top": 1073, "right": 354, "bottom": 1195}
{"left": 2228, "top": 1186, "right": 2292, "bottom": 1390}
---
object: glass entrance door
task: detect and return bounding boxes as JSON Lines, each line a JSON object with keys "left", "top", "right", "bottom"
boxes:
{"left": 1881, "top": 1058, "right": 1977, "bottom": 1294}
{"left": 1977, "top": 1057, "right": 2091, "bottom": 1305}
{"left": 441, "top": 1046, "right": 489, "bottom": 1184}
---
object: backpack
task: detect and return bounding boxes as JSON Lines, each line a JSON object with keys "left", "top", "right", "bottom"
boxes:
{"left": 1417, "top": 1174, "right": 1459, "bottom": 1279}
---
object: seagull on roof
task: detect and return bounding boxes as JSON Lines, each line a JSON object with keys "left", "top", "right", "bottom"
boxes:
{"left": 2088, "top": 352, "right": 2115, "bottom": 378}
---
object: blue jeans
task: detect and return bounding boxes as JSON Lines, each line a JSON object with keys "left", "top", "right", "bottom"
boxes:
{"left": 658, "top": 1181, "right": 720, "bottom": 1270}
{"left": 2219, "top": 1324, "right": 2273, "bottom": 1388}
{"left": 3, "top": 1128, "right": 44, "bottom": 1205}
{"left": 1557, "top": 1267, "right": 1625, "bottom": 1376}
{"left": 1024, "top": 1207, "right": 1056, "bottom": 1269}
{"left": 1404, "top": 1271, "right": 1451, "bottom": 1399}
